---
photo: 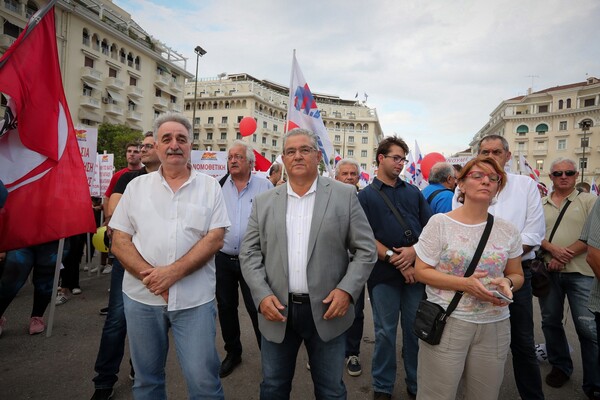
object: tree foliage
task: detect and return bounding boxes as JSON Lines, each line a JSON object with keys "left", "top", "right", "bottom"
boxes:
{"left": 97, "top": 123, "right": 143, "bottom": 170}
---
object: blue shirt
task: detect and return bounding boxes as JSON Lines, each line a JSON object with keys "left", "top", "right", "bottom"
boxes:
{"left": 358, "top": 177, "right": 432, "bottom": 287}
{"left": 221, "top": 174, "right": 273, "bottom": 255}
{"left": 421, "top": 183, "right": 453, "bottom": 214}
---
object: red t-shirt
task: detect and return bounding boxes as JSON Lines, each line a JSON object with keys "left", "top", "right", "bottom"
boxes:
{"left": 104, "top": 168, "right": 137, "bottom": 197}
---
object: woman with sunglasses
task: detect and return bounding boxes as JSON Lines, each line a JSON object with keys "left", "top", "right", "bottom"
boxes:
{"left": 414, "top": 156, "right": 525, "bottom": 400}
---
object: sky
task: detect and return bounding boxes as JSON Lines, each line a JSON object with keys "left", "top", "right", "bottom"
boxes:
{"left": 114, "top": 0, "right": 600, "bottom": 156}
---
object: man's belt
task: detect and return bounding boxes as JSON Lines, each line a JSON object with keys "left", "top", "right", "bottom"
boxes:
{"left": 289, "top": 293, "right": 310, "bottom": 304}
{"left": 218, "top": 251, "right": 239, "bottom": 261}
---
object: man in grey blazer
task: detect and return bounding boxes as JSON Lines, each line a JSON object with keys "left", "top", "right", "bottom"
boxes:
{"left": 240, "top": 128, "right": 377, "bottom": 399}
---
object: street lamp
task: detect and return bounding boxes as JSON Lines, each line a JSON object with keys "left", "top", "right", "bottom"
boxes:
{"left": 191, "top": 45, "right": 207, "bottom": 141}
{"left": 579, "top": 119, "right": 592, "bottom": 183}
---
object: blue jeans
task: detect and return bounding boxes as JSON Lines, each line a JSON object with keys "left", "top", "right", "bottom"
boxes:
{"left": 93, "top": 258, "right": 127, "bottom": 389}
{"left": 539, "top": 272, "right": 599, "bottom": 394}
{"left": 260, "top": 301, "right": 347, "bottom": 400}
{"left": 368, "top": 281, "right": 423, "bottom": 395}
{"left": 509, "top": 265, "right": 544, "bottom": 400}
{"left": 345, "top": 286, "right": 365, "bottom": 357}
{"left": 123, "top": 295, "right": 223, "bottom": 400}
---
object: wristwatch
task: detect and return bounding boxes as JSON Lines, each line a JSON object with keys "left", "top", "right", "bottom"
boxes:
{"left": 384, "top": 249, "right": 394, "bottom": 263}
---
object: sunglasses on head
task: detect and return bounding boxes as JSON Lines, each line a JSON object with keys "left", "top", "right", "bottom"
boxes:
{"left": 551, "top": 170, "right": 576, "bottom": 177}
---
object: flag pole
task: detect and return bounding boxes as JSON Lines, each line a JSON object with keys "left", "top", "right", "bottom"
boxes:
{"left": 0, "top": 0, "right": 57, "bottom": 70}
{"left": 46, "top": 236, "right": 64, "bottom": 337}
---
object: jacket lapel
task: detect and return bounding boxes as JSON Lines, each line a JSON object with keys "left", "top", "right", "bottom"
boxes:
{"left": 273, "top": 184, "right": 289, "bottom": 280}
{"left": 306, "top": 176, "right": 331, "bottom": 259}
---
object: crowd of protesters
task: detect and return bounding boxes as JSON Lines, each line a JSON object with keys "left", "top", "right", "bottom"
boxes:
{"left": 0, "top": 113, "right": 599, "bottom": 400}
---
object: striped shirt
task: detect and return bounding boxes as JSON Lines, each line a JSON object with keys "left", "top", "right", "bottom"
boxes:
{"left": 580, "top": 197, "right": 600, "bottom": 313}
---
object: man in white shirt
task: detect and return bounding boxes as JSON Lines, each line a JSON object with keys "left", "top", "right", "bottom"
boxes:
{"left": 453, "top": 134, "right": 546, "bottom": 400}
{"left": 110, "top": 113, "right": 230, "bottom": 400}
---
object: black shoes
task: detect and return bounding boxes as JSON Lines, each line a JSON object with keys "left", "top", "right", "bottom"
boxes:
{"left": 373, "top": 392, "right": 392, "bottom": 400}
{"left": 545, "top": 366, "right": 570, "bottom": 388}
{"left": 219, "top": 353, "right": 242, "bottom": 378}
{"left": 90, "top": 388, "right": 114, "bottom": 400}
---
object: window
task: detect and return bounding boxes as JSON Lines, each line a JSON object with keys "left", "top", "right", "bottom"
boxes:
{"left": 84, "top": 56, "right": 94, "bottom": 68}
{"left": 155, "top": 88, "right": 162, "bottom": 97}
{"left": 361, "top": 163, "right": 367, "bottom": 170}
{"left": 101, "top": 40, "right": 109, "bottom": 55}
{"left": 221, "top": 116, "right": 228, "bottom": 123}
{"left": 236, "top": 133, "right": 242, "bottom": 140}
{"left": 170, "top": 95, "right": 177, "bottom": 104}
{"left": 557, "top": 139, "right": 566, "bottom": 150}
{"left": 208, "top": 117, "right": 214, "bottom": 124}
{"left": 361, "top": 150, "right": 368, "bottom": 157}
{"left": 536, "top": 123, "right": 548, "bottom": 135}
{"left": 347, "top": 149, "right": 354, "bottom": 156}
{"left": 581, "top": 137, "right": 590, "bottom": 147}
{"left": 558, "top": 100, "right": 563, "bottom": 110}
{"left": 538, "top": 105, "right": 548, "bottom": 113}
{"left": 128, "top": 100, "right": 136, "bottom": 111}
{"left": 559, "top": 121, "right": 567, "bottom": 131}
{"left": 584, "top": 98, "right": 595, "bottom": 107}
{"left": 566, "top": 99, "right": 572, "bottom": 108}
{"left": 516, "top": 124, "right": 529, "bottom": 136}
{"left": 194, "top": 117, "right": 200, "bottom": 125}
{"left": 261, "top": 152, "right": 266, "bottom": 157}
{"left": 221, "top": 132, "right": 227, "bottom": 140}
{"left": 4, "top": 0, "right": 18, "bottom": 13}
{"left": 536, "top": 160, "right": 544, "bottom": 171}
{"left": 535, "top": 141, "right": 545, "bottom": 149}
{"left": 129, "top": 76, "right": 137, "bottom": 86}
{"left": 362, "top": 137, "right": 368, "bottom": 144}
{"left": 273, "top": 124, "right": 278, "bottom": 132}
{"left": 82, "top": 29, "right": 90, "bottom": 46}
{"left": 237, "top": 116, "right": 244, "bottom": 123}
{"left": 334, "top": 135, "right": 341, "bottom": 142}
{"left": 263, "top": 121, "right": 268, "bottom": 129}
{"left": 193, "top": 133, "right": 199, "bottom": 141}
{"left": 580, "top": 157, "right": 588, "bottom": 170}
{"left": 348, "top": 136, "right": 355, "bottom": 143}
{"left": 206, "top": 132, "right": 213, "bottom": 140}
{"left": 82, "top": 83, "right": 93, "bottom": 97}
{"left": 272, "top": 139, "right": 277, "bottom": 147}
{"left": 517, "top": 142, "right": 525, "bottom": 151}
{"left": 220, "top": 148, "right": 226, "bottom": 152}
{"left": 109, "top": 68, "right": 117, "bottom": 78}
{"left": 252, "top": 134, "right": 257, "bottom": 143}
{"left": 271, "top": 155, "right": 277, "bottom": 162}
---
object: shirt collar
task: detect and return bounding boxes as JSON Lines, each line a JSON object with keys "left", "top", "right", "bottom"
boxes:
{"left": 373, "top": 176, "right": 405, "bottom": 189}
{"left": 287, "top": 176, "right": 318, "bottom": 198}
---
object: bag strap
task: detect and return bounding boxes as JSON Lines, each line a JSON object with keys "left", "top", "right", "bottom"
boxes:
{"left": 548, "top": 196, "right": 575, "bottom": 243}
{"left": 426, "top": 188, "right": 453, "bottom": 204}
{"left": 444, "top": 213, "right": 494, "bottom": 318}
{"left": 370, "top": 182, "right": 415, "bottom": 245}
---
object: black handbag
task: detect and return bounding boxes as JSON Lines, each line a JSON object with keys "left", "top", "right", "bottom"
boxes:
{"left": 413, "top": 214, "right": 494, "bottom": 345}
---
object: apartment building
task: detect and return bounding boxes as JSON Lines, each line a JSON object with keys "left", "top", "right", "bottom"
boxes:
{"left": 0, "top": 0, "right": 192, "bottom": 131}
{"left": 184, "top": 73, "right": 384, "bottom": 171}
{"left": 470, "top": 76, "right": 600, "bottom": 186}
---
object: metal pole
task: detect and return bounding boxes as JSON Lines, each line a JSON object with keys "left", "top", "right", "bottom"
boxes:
{"left": 192, "top": 52, "right": 200, "bottom": 136}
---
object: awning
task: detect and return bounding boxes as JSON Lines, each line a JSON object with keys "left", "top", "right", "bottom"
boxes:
{"left": 81, "top": 79, "right": 100, "bottom": 91}
{"left": 127, "top": 96, "right": 140, "bottom": 105}
{"left": 157, "top": 63, "right": 172, "bottom": 75}
{"left": 106, "top": 89, "right": 124, "bottom": 103}
{"left": 516, "top": 125, "right": 529, "bottom": 133}
{"left": 536, "top": 123, "right": 548, "bottom": 132}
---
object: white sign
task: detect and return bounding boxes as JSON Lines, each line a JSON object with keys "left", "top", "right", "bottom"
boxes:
{"left": 75, "top": 126, "right": 98, "bottom": 194}
{"left": 191, "top": 150, "right": 228, "bottom": 180}
{"left": 91, "top": 153, "right": 114, "bottom": 197}
{"left": 446, "top": 156, "right": 473, "bottom": 166}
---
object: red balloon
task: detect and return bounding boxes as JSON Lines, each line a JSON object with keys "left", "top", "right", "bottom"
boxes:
{"left": 420, "top": 152, "right": 446, "bottom": 180}
{"left": 239, "top": 117, "right": 257, "bottom": 137}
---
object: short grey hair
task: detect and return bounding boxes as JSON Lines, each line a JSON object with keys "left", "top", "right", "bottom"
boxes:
{"left": 428, "top": 162, "right": 455, "bottom": 184}
{"left": 335, "top": 158, "right": 360, "bottom": 177}
{"left": 269, "top": 163, "right": 281, "bottom": 176}
{"left": 550, "top": 157, "right": 578, "bottom": 172}
{"left": 153, "top": 113, "right": 192, "bottom": 141}
{"left": 229, "top": 139, "right": 255, "bottom": 168}
{"left": 477, "top": 134, "right": 510, "bottom": 153}
{"left": 282, "top": 128, "right": 319, "bottom": 151}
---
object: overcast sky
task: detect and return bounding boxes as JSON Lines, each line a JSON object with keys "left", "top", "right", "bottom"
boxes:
{"left": 114, "top": 0, "right": 600, "bottom": 156}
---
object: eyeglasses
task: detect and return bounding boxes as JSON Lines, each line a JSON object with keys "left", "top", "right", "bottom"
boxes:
{"left": 283, "top": 147, "right": 316, "bottom": 157}
{"left": 551, "top": 170, "right": 577, "bottom": 177}
{"left": 141, "top": 143, "right": 154, "bottom": 150}
{"left": 382, "top": 155, "right": 407, "bottom": 164}
{"left": 227, "top": 154, "right": 246, "bottom": 161}
{"left": 465, "top": 171, "right": 501, "bottom": 182}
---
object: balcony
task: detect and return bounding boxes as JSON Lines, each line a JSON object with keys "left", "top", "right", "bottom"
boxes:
{"left": 105, "top": 77, "right": 125, "bottom": 91}
{"left": 574, "top": 147, "right": 591, "bottom": 155}
{"left": 261, "top": 143, "right": 270, "bottom": 151}
{"left": 127, "top": 86, "right": 144, "bottom": 98}
{"left": 0, "top": 34, "right": 16, "bottom": 50}
{"left": 104, "top": 103, "right": 123, "bottom": 116}
{"left": 333, "top": 139, "right": 342, "bottom": 145}
{"left": 203, "top": 138, "right": 214, "bottom": 145}
{"left": 233, "top": 123, "right": 240, "bottom": 129}
{"left": 170, "top": 80, "right": 183, "bottom": 93}
{"left": 154, "top": 73, "right": 170, "bottom": 88}
{"left": 78, "top": 108, "right": 102, "bottom": 123}
{"left": 79, "top": 95, "right": 101, "bottom": 109}
{"left": 153, "top": 96, "right": 169, "bottom": 109}
{"left": 218, "top": 123, "right": 229, "bottom": 130}
{"left": 204, "top": 123, "right": 215, "bottom": 130}
{"left": 594, "top": 168, "right": 600, "bottom": 175}
{"left": 217, "top": 139, "right": 228, "bottom": 145}
{"left": 261, "top": 128, "right": 270, "bottom": 136}
{"left": 126, "top": 110, "right": 142, "bottom": 121}
{"left": 81, "top": 66, "right": 103, "bottom": 82}
{"left": 346, "top": 141, "right": 356, "bottom": 147}
{"left": 169, "top": 103, "right": 182, "bottom": 113}
{"left": 532, "top": 149, "right": 548, "bottom": 156}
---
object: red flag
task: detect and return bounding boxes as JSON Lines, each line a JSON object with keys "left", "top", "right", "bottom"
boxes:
{"left": 0, "top": 4, "right": 96, "bottom": 251}
{"left": 252, "top": 150, "right": 272, "bottom": 172}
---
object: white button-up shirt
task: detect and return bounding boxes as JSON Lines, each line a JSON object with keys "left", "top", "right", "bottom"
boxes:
{"left": 286, "top": 178, "right": 318, "bottom": 293}
{"left": 110, "top": 167, "right": 230, "bottom": 311}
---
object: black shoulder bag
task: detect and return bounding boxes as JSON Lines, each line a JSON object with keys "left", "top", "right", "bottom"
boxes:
{"left": 414, "top": 213, "right": 494, "bottom": 345}
{"left": 370, "top": 182, "right": 417, "bottom": 245}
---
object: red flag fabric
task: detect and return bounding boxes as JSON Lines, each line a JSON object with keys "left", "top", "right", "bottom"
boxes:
{"left": 253, "top": 149, "right": 272, "bottom": 172}
{"left": 0, "top": 5, "right": 96, "bottom": 251}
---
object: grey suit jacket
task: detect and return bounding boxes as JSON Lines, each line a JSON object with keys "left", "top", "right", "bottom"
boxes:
{"left": 240, "top": 176, "right": 376, "bottom": 343}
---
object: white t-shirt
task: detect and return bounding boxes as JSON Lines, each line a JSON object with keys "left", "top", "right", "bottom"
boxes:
{"left": 415, "top": 213, "right": 522, "bottom": 323}
{"left": 109, "top": 168, "right": 231, "bottom": 311}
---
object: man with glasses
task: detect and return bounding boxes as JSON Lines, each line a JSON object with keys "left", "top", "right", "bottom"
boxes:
{"left": 538, "top": 157, "right": 599, "bottom": 398}
{"left": 358, "top": 136, "right": 432, "bottom": 399}
{"left": 454, "top": 134, "right": 546, "bottom": 400}
{"left": 421, "top": 161, "right": 457, "bottom": 214}
{"left": 240, "top": 128, "right": 376, "bottom": 399}
{"left": 216, "top": 140, "right": 272, "bottom": 378}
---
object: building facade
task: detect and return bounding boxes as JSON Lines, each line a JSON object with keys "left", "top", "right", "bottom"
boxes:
{"left": 184, "top": 73, "right": 384, "bottom": 171}
{"left": 470, "top": 76, "right": 600, "bottom": 187}
{"left": 0, "top": 0, "right": 192, "bottom": 131}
